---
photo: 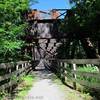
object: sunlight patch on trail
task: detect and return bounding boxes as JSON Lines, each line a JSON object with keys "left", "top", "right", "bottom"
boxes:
{"left": 25, "top": 78, "right": 65, "bottom": 100}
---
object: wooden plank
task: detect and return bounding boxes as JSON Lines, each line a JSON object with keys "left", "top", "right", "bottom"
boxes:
{"left": 61, "top": 59, "right": 100, "bottom": 64}
{"left": 0, "top": 67, "right": 27, "bottom": 82}
{"left": 16, "top": 61, "right": 28, "bottom": 65}
{"left": 0, "top": 62, "right": 30, "bottom": 82}
{"left": 0, "top": 78, "right": 20, "bottom": 90}
{"left": 47, "top": 59, "right": 100, "bottom": 65}
{"left": 0, "top": 61, "right": 31, "bottom": 91}
{"left": 65, "top": 73, "right": 100, "bottom": 89}
{"left": 0, "top": 61, "right": 29, "bottom": 69}
{"left": 75, "top": 79, "right": 100, "bottom": 89}
{"left": 72, "top": 64, "right": 77, "bottom": 89}
{"left": 72, "top": 70, "right": 100, "bottom": 79}
{"left": 0, "top": 67, "right": 30, "bottom": 89}
{"left": 0, "top": 62, "right": 14, "bottom": 69}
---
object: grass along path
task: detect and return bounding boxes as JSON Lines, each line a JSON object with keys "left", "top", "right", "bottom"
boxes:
{"left": 25, "top": 69, "right": 66, "bottom": 100}
{"left": 14, "top": 74, "right": 37, "bottom": 100}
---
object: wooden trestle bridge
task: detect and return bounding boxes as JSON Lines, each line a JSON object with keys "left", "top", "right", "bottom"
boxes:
{"left": 0, "top": 9, "right": 100, "bottom": 100}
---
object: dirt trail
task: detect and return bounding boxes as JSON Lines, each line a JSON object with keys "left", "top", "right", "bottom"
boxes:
{"left": 25, "top": 60, "right": 66, "bottom": 100}
{"left": 24, "top": 60, "right": 88, "bottom": 100}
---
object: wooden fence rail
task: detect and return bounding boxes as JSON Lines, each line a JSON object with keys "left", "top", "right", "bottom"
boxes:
{"left": 45, "top": 59, "right": 100, "bottom": 89}
{"left": 0, "top": 61, "right": 31, "bottom": 91}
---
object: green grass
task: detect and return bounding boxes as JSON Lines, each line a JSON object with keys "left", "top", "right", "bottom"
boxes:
{"left": 65, "top": 64, "right": 100, "bottom": 83}
{"left": 0, "top": 90, "right": 7, "bottom": 100}
{"left": 77, "top": 65, "right": 100, "bottom": 83}
{"left": 15, "top": 74, "right": 36, "bottom": 100}
{"left": 77, "top": 65, "right": 99, "bottom": 72}
{"left": 0, "top": 73, "right": 37, "bottom": 100}
{"left": 52, "top": 74, "right": 93, "bottom": 100}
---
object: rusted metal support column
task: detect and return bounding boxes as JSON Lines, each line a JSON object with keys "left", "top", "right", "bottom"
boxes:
{"left": 51, "top": 10, "right": 60, "bottom": 19}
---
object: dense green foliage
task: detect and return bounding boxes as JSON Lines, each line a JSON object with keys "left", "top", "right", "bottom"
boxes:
{"left": 0, "top": 0, "right": 27, "bottom": 62}
{"left": 58, "top": 0, "right": 100, "bottom": 59}
{"left": 59, "top": 0, "right": 100, "bottom": 39}
{"left": 0, "top": 0, "right": 36, "bottom": 62}
{"left": 67, "top": 0, "right": 100, "bottom": 38}
{"left": 77, "top": 65, "right": 100, "bottom": 83}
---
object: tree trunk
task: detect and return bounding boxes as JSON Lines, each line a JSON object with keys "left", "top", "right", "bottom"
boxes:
{"left": 70, "top": 40, "right": 78, "bottom": 59}
{"left": 80, "top": 38, "right": 100, "bottom": 58}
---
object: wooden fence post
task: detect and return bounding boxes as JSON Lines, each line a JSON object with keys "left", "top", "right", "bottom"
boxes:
{"left": 57, "top": 61, "right": 61, "bottom": 78}
{"left": 22, "top": 63, "right": 24, "bottom": 69}
{"left": 72, "top": 64, "right": 77, "bottom": 89}
{"left": 16, "top": 64, "right": 19, "bottom": 81}
{"left": 60, "top": 62, "right": 65, "bottom": 83}
{"left": 16, "top": 64, "right": 19, "bottom": 70}
{"left": 8, "top": 66, "right": 12, "bottom": 94}
{"left": 64, "top": 62, "right": 67, "bottom": 80}
{"left": 60, "top": 62, "right": 62, "bottom": 79}
{"left": 62, "top": 62, "right": 66, "bottom": 83}
{"left": 25, "top": 62, "right": 27, "bottom": 68}
{"left": 21, "top": 63, "right": 25, "bottom": 77}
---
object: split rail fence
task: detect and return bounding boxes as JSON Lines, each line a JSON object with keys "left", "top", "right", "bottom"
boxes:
{"left": 45, "top": 59, "right": 100, "bottom": 89}
{"left": 0, "top": 61, "right": 31, "bottom": 91}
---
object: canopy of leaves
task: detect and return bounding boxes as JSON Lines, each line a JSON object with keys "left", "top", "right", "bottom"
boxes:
{"left": 62, "top": 0, "right": 100, "bottom": 39}
{"left": 0, "top": 0, "right": 34, "bottom": 62}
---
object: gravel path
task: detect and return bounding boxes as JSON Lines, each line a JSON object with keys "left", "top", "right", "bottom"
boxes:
{"left": 24, "top": 60, "right": 89, "bottom": 100}
{"left": 25, "top": 60, "right": 66, "bottom": 100}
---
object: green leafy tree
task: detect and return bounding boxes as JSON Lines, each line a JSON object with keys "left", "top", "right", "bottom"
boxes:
{"left": 0, "top": 0, "right": 37, "bottom": 62}
{"left": 60, "top": 0, "right": 100, "bottom": 58}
